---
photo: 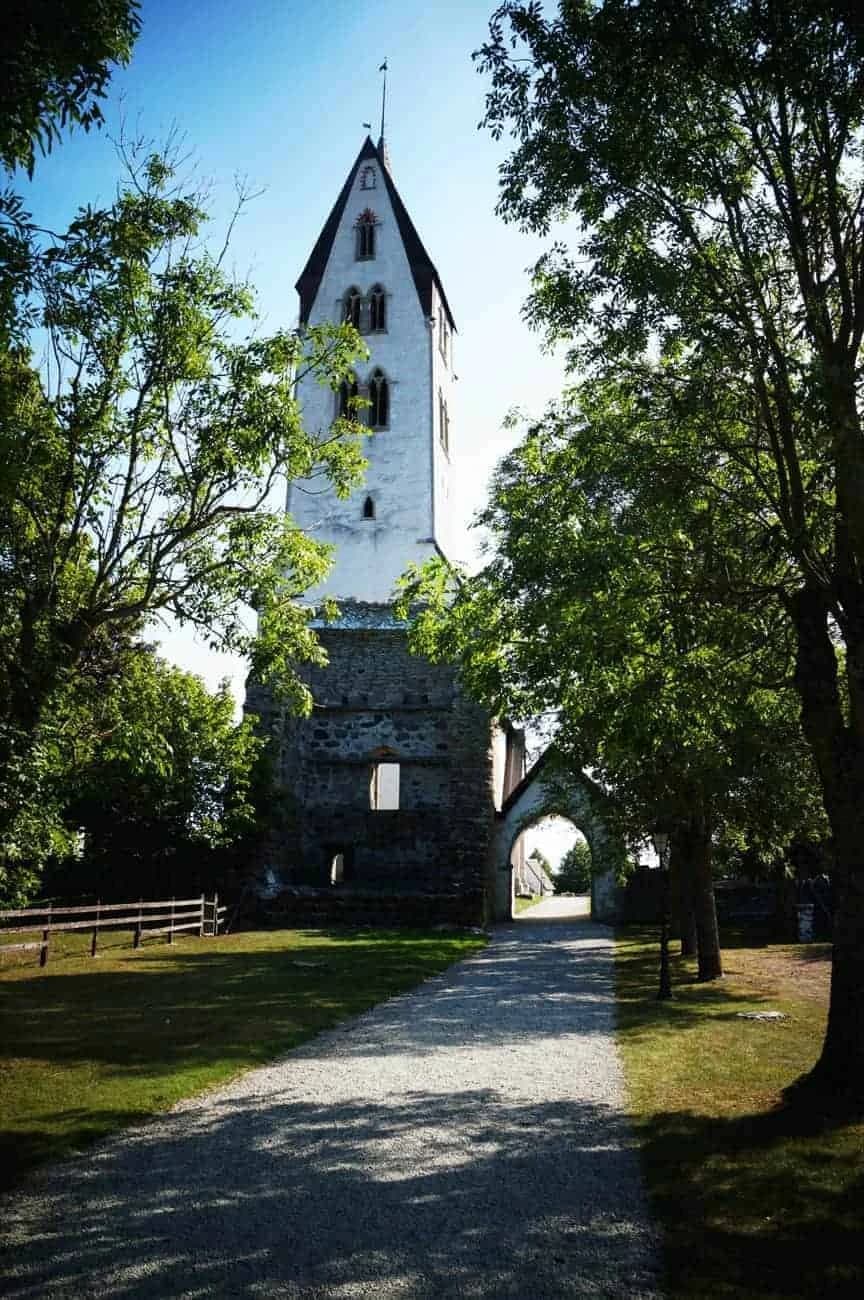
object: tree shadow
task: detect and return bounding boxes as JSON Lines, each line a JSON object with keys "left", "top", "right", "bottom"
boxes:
{"left": 2, "top": 1089, "right": 661, "bottom": 1299}
{"left": 0, "top": 931, "right": 482, "bottom": 1191}
{"left": 634, "top": 1099, "right": 864, "bottom": 1298}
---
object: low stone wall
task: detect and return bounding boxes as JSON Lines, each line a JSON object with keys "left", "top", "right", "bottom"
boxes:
{"left": 265, "top": 889, "right": 486, "bottom": 930}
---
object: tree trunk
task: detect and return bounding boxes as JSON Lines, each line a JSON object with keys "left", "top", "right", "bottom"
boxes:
{"left": 680, "top": 880, "right": 698, "bottom": 958}
{"left": 689, "top": 807, "right": 722, "bottom": 981}
{"left": 669, "top": 829, "right": 697, "bottom": 956}
{"left": 791, "top": 584, "right": 864, "bottom": 1102}
{"left": 665, "top": 832, "right": 696, "bottom": 956}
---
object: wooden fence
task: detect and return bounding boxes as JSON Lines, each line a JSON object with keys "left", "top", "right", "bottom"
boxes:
{"left": 0, "top": 894, "right": 227, "bottom": 967}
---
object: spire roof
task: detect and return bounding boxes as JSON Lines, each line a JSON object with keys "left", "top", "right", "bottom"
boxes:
{"left": 295, "top": 136, "right": 456, "bottom": 331}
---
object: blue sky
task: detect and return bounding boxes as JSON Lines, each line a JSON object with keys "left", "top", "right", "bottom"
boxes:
{"left": 22, "top": 0, "right": 580, "bottom": 861}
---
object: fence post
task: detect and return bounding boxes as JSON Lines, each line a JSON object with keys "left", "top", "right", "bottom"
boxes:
{"left": 199, "top": 893, "right": 205, "bottom": 939}
{"left": 213, "top": 891, "right": 219, "bottom": 937}
{"left": 90, "top": 900, "right": 100, "bottom": 957}
{"left": 169, "top": 896, "right": 175, "bottom": 944}
{"left": 40, "top": 904, "right": 51, "bottom": 968}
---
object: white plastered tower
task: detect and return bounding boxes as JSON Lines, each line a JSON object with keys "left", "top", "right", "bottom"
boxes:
{"left": 288, "top": 136, "right": 458, "bottom": 603}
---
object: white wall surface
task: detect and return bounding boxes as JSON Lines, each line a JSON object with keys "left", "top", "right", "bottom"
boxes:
{"left": 288, "top": 151, "right": 454, "bottom": 603}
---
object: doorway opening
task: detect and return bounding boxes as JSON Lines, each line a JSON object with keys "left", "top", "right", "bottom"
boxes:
{"left": 510, "top": 815, "right": 591, "bottom": 919}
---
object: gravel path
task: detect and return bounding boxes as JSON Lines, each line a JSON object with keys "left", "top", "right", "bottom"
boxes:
{"left": 1, "top": 900, "right": 662, "bottom": 1298}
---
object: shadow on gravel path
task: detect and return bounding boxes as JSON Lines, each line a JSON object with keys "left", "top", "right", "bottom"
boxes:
{"left": 2, "top": 918, "right": 662, "bottom": 1299}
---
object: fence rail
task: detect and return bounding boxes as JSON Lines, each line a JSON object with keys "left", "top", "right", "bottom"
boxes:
{"left": 0, "top": 894, "right": 227, "bottom": 967}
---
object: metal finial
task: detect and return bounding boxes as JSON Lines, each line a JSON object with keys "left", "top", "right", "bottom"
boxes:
{"left": 379, "top": 59, "right": 388, "bottom": 142}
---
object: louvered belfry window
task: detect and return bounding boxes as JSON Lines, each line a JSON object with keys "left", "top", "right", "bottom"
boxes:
{"left": 369, "top": 284, "right": 386, "bottom": 332}
{"left": 343, "top": 287, "right": 362, "bottom": 328}
{"left": 355, "top": 210, "right": 376, "bottom": 260}
{"left": 368, "top": 369, "right": 389, "bottom": 428}
{"left": 337, "top": 374, "right": 358, "bottom": 419}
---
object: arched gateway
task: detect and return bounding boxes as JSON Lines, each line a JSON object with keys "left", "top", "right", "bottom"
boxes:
{"left": 493, "top": 750, "right": 625, "bottom": 922}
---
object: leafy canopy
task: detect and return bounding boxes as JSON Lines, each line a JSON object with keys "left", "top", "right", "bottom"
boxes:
{"left": 0, "top": 145, "right": 369, "bottom": 900}
{"left": 53, "top": 648, "right": 262, "bottom": 901}
{"left": 0, "top": 0, "right": 141, "bottom": 175}
{"left": 555, "top": 839, "right": 592, "bottom": 894}
{"left": 400, "top": 370, "right": 819, "bottom": 847}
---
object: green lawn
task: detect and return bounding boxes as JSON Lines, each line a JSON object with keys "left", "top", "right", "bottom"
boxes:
{"left": 615, "top": 929, "right": 864, "bottom": 1299}
{"left": 0, "top": 925, "right": 484, "bottom": 1194}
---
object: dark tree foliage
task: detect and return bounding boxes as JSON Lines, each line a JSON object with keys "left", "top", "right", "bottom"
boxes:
{"left": 46, "top": 650, "right": 260, "bottom": 903}
{"left": 476, "top": 0, "right": 864, "bottom": 1101}
{"left": 555, "top": 840, "right": 592, "bottom": 895}
{"left": 0, "top": 0, "right": 140, "bottom": 175}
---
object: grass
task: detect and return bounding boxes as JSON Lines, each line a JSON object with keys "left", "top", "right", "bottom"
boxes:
{"left": 0, "top": 924, "right": 484, "bottom": 1194}
{"left": 513, "top": 894, "right": 546, "bottom": 913}
{"left": 615, "top": 928, "right": 864, "bottom": 1299}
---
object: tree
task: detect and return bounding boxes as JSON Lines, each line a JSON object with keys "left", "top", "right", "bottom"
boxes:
{"left": 0, "top": 0, "right": 140, "bottom": 175}
{"left": 0, "top": 0, "right": 139, "bottom": 388}
{"left": 0, "top": 146, "right": 369, "bottom": 902}
{"left": 477, "top": 0, "right": 864, "bottom": 1098}
{"left": 48, "top": 648, "right": 261, "bottom": 901}
{"left": 556, "top": 839, "right": 592, "bottom": 894}
{"left": 528, "top": 847, "right": 552, "bottom": 875}
{"left": 400, "top": 383, "right": 812, "bottom": 981}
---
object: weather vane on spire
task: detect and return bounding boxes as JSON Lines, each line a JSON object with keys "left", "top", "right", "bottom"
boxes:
{"left": 379, "top": 59, "right": 388, "bottom": 143}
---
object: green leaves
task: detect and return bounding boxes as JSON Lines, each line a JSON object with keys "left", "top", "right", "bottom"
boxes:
{"left": 0, "top": 1, "right": 141, "bottom": 176}
{"left": 0, "top": 145, "right": 371, "bottom": 894}
{"left": 51, "top": 648, "right": 265, "bottom": 900}
{"left": 401, "top": 369, "right": 817, "bottom": 849}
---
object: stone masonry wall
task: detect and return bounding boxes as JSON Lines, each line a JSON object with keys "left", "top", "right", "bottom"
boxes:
{"left": 246, "top": 610, "right": 497, "bottom": 925}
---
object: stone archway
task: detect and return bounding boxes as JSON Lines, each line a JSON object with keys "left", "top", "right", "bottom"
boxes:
{"left": 492, "top": 750, "right": 626, "bottom": 922}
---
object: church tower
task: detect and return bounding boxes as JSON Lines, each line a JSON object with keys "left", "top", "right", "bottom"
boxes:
{"left": 289, "top": 135, "right": 458, "bottom": 599}
{"left": 249, "top": 136, "right": 512, "bottom": 927}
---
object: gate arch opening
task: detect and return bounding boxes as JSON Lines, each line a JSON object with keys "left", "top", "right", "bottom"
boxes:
{"left": 491, "top": 749, "right": 626, "bottom": 923}
{"left": 509, "top": 815, "right": 593, "bottom": 920}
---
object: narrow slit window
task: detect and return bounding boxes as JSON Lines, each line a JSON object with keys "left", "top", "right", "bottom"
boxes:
{"left": 368, "top": 368, "right": 389, "bottom": 428}
{"left": 370, "top": 761, "right": 400, "bottom": 810}
{"left": 438, "top": 307, "right": 447, "bottom": 360}
{"left": 363, "top": 496, "right": 375, "bottom": 519}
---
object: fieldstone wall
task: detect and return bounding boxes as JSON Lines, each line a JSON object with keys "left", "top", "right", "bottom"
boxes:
{"left": 246, "top": 605, "right": 497, "bottom": 926}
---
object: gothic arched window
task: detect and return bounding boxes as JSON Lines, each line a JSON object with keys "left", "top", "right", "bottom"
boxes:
{"left": 337, "top": 374, "right": 358, "bottom": 419}
{"left": 363, "top": 495, "right": 375, "bottom": 519}
{"left": 360, "top": 166, "right": 376, "bottom": 190}
{"left": 368, "top": 369, "right": 389, "bottom": 429}
{"left": 355, "top": 210, "right": 376, "bottom": 260}
{"left": 343, "top": 287, "right": 362, "bottom": 329}
{"left": 369, "top": 284, "right": 386, "bottom": 332}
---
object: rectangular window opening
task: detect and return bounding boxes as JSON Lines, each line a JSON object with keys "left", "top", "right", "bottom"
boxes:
{"left": 370, "top": 761, "right": 400, "bottom": 810}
